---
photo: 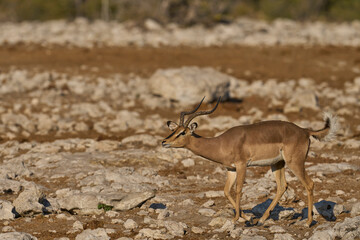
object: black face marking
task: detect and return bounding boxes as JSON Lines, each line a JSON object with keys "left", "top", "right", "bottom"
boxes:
{"left": 165, "top": 131, "right": 176, "bottom": 139}
{"left": 175, "top": 131, "right": 186, "bottom": 139}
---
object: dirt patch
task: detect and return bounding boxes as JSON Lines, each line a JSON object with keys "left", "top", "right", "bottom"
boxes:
{"left": 1, "top": 45, "right": 359, "bottom": 88}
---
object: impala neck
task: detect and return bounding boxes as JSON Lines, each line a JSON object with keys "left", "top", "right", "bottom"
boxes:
{"left": 185, "top": 134, "right": 223, "bottom": 164}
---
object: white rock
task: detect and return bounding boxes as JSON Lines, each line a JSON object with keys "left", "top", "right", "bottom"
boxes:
{"left": 204, "top": 190, "right": 224, "bottom": 198}
{"left": 307, "top": 163, "right": 359, "bottom": 174}
{"left": 137, "top": 228, "right": 172, "bottom": 240}
{"left": 240, "top": 235, "right": 267, "bottom": 240}
{"left": 208, "top": 217, "right": 228, "bottom": 227}
{"left": 148, "top": 67, "right": 230, "bottom": 104}
{"left": 284, "top": 90, "right": 319, "bottom": 112}
{"left": 75, "top": 228, "right": 110, "bottom": 240}
{"left": 121, "top": 134, "right": 159, "bottom": 147}
{"left": 214, "top": 220, "right": 234, "bottom": 233}
{"left": 309, "top": 229, "right": 334, "bottom": 240}
{"left": 0, "top": 232, "right": 38, "bottom": 240}
{"left": 191, "top": 226, "right": 205, "bottom": 234}
{"left": 112, "top": 191, "right": 155, "bottom": 211}
{"left": 0, "top": 200, "right": 15, "bottom": 220}
{"left": 274, "top": 233, "right": 295, "bottom": 240}
{"left": 332, "top": 216, "right": 360, "bottom": 240}
{"left": 181, "top": 158, "right": 195, "bottom": 167}
{"left": 164, "top": 221, "right": 186, "bottom": 236}
{"left": 124, "top": 219, "right": 138, "bottom": 230}
{"left": 73, "top": 221, "right": 84, "bottom": 231}
{"left": 13, "top": 184, "right": 45, "bottom": 216}
{"left": 202, "top": 200, "right": 215, "bottom": 208}
{"left": 198, "top": 208, "right": 216, "bottom": 217}
{"left": 269, "top": 225, "right": 286, "bottom": 233}
{"left": 351, "top": 202, "right": 360, "bottom": 217}
{"left": 144, "top": 19, "right": 163, "bottom": 31}
{"left": 0, "top": 179, "right": 22, "bottom": 194}
{"left": 278, "top": 209, "right": 295, "bottom": 220}
{"left": 57, "top": 193, "right": 101, "bottom": 215}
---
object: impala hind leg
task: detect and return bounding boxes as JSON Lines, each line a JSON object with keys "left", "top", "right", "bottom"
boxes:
{"left": 288, "top": 162, "right": 314, "bottom": 227}
{"left": 258, "top": 160, "right": 287, "bottom": 225}
{"left": 284, "top": 143, "right": 314, "bottom": 227}
{"left": 224, "top": 170, "right": 251, "bottom": 222}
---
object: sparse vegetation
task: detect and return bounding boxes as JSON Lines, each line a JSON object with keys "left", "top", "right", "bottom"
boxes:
{"left": 0, "top": 0, "right": 359, "bottom": 24}
{"left": 97, "top": 203, "right": 113, "bottom": 212}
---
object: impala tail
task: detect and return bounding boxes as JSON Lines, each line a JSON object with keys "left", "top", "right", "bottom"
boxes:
{"left": 308, "top": 112, "right": 339, "bottom": 141}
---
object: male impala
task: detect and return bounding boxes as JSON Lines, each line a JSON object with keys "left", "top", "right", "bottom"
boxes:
{"left": 162, "top": 97, "right": 338, "bottom": 227}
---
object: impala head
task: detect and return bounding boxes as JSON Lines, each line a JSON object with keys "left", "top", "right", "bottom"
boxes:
{"left": 162, "top": 97, "right": 221, "bottom": 148}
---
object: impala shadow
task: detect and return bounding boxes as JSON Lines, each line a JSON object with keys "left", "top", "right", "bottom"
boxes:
{"left": 242, "top": 199, "right": 339, "bottom": 226}
{"left": 245, "top": 198, "right": 296, "bottom": 221}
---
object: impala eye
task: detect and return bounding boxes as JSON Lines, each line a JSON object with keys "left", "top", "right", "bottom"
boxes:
{"left": 175, "top": 131, "right": 186, "bottom": 139}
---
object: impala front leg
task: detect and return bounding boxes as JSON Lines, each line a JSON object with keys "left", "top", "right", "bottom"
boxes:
{"left": 233, "top": 162, "right": 250, "bottom": 223}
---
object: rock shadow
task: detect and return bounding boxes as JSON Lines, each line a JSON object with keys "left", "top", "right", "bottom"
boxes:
{"left": 301, "top": 200, "right": 338, "bottom": 222}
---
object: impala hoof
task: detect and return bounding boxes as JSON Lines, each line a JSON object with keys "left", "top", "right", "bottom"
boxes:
{"left": 256, "top": 220, "right": 264, "bottom": 226}
{"left": 306, "top": 220, "right": 316, "bottom": 228}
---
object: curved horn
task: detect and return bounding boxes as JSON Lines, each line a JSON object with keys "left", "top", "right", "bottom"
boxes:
{"left": 184, "top": 96, "right": 221, "bottom": 127}
{"left": 179, "top": 96, "right": 205, "bottom": 126}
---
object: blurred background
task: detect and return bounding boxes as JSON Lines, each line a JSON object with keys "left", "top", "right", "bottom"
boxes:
{"left": 0, "top": 0, "right": 360, "bottom": 24}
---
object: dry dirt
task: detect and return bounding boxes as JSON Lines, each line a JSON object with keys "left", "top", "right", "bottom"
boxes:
{"left": 0, "top": 45, "right": 360, "bottom": 240}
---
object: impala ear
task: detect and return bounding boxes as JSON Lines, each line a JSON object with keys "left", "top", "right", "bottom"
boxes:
{"left": 167, "top": 121, "right": 178, "bottom": 131}
{"left": 190, "top": 122, "right": 198, "bottom": 133}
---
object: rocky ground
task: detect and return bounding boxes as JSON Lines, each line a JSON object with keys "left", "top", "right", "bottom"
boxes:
{"left": 0, "top": 19, "right": 360, "bottom": 240}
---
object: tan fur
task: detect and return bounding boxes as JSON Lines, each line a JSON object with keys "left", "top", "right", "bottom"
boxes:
{"left": 163, "top": 102, "right": 337, "bottom": 227}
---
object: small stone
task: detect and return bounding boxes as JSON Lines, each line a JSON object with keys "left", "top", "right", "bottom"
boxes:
{"left": 333, "top": 204, "right": 345, "bottom": 216}
{"left": 124, "top": 219, "right": 138, "bottom": 230}
{"left": 0, "top": 200, "right": 15, "bottom": 220}
{"left": 157, "top": 210, "right": 173, "bottom": 220}
{"left": 278, "top": 209, "right": 295, "bottom": 220}
{"left": 274, "top": 233, "right": 295, "bottom": 240}
{"left": 335, "top": 190, "right": 345, "bottom": 195}
{"left": 269, "top": 225, "right": 286, "bottom": 233}
{"left": 351, "top": 202, "right": 360, "bottom": 217}
{"left": 2, "top": 226, "right": 15, "bottom": 233}
{"left": 204, "top": 191, "right": 224, "bottom": 198}
{"left": 208, "top": 217, "right": 228, "bottom": 227}
{"left": 198, "top": 208, "right": 216, "bottom": 217}
{"left": 191, "top": 226, "right": 204, "bottom": 234}
{"left": 111, "top": 219, "right": 124, "bottom": 224}
{"left": 164, "top": 221, "right": 186, "bottom": 237}
{"left": 179, "top": 199, "right": 194, "bottom": 206}
{"left": 73, "top": 221, "right": 84, "bottom": 231}
{"left": 181, "top": 158, "right": 195, "bottom": 167}
{"left": 75, "top": 228, "right": 110, "bottom": 240}
{"left": 202, "top": 200, "right": 215, "bottom": 208}
{"left": 105, "top": 211, "right": 119, "bottom": 218}
{"left": 0, "top": 232, "right": 38, "bottom": 239}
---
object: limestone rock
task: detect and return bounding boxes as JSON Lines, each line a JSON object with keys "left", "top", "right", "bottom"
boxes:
{"left": 351, "top": 202, "right": 360, "bottom": 217}
{"left": 137, "top": 228, "right": 172, "bottom": 240}
{"left": 274, "top": 233, "right": 295, "bottom": 240}
{"left": 333, "top": 216, "right": 360, "bottom": 240}
{"left": 13, "top": 184, "right": 45, "bottom": 216}
{"left": 124, "top": 219, "right": 138, "bottom": 230}
{"left": 75, "top": 228, "right": 110, "bottom": 240}
{"left": 112, "top": 191, "right": 155, "bottom": 211}
{"left": 0, "top": 232, "right": 38, "bottom": 240}
{"left": 0, "top": 200, "right": 15, "bottom": 220}
{"left": 148, "top": 67, "right": 230, "bottom": 104}
{"left": 164, "top": 221, "right": 186, "bottom": 237}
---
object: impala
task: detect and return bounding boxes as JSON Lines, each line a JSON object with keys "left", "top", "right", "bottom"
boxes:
{"left": 162, "top": 97, "right": 338, "bottom": 227}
